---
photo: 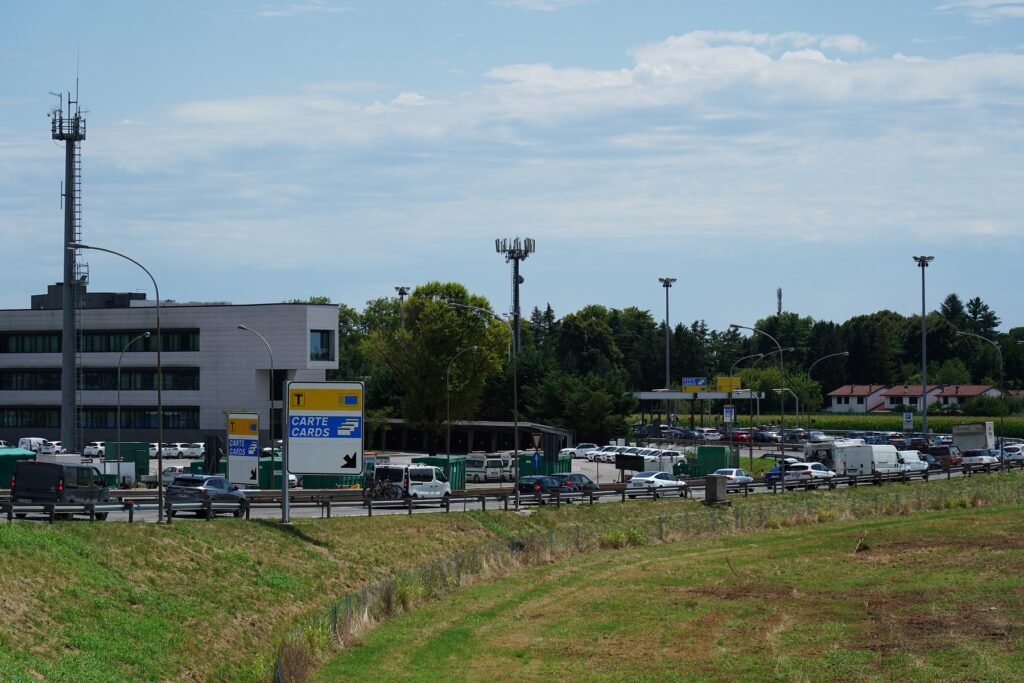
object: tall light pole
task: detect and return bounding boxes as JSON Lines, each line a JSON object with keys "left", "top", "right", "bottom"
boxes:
{"left": 730, "top": 353, "right": 765, "bottom": 377}
{"left": 956, "top": 330, "right": 1004, "bottom": 450}
{"left": 449, "top": 301, "right": 520, "bottom": 506}
{"left": 495, "top": 237, "right": 535, "bottom": 353}
{"left": 238, "top": 325, "right": 287, "bottom": 522}
{"left": 446, "top": 346, "right": 479, "bottom": 461}
{"left": 117, "top": 331, "right": 150, "bottom": 459}
{"left": 730, "top": 353, "right": 764, "bottom": 469}
{"left": 807, "top": 351, "right": 850, "bottom": 430}
{"left": 731, "top": 324, "right": 785, "bottom": 492}
{"left": 395, "top": 286, "right": 410, "bottom": 302}
{"left": 659, "top": 277, "right": 677, "bottom": 425}
{"left": 913, "top": 256, "right": 934, "bottom": 437}
{"left": 68, "top": 242, "right": 164, "bottom": 521}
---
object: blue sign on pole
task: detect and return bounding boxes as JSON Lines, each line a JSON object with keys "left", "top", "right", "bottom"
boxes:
{"left": 682, "top": 377, "right": 707, "bottom": 387}
{"left": 532, "top": 452, "right": 541, "bottom": 470}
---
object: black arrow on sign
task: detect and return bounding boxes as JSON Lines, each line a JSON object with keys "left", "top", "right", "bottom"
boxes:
{"left": 342, "top": 453, "right": 356, "bottom": 469}
{"left": 250, "top": 468, "right": 257, "bottom": 480}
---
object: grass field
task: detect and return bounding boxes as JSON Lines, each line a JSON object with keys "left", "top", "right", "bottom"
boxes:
{"left": 315, "top": 506, "right": 1024, "bottom": 682}
{"left": 1, "top": 475, "right": 1023, "bottom": 681}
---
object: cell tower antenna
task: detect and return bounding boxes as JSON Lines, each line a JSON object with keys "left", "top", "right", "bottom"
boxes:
{"left": 494, "top": 237, "right": 535, "bottom": 353}
{"left": 777, "top": 287, "right": 783, "bottom": 315}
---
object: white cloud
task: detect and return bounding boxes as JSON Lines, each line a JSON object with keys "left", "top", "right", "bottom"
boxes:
{"left": 936, "top": 0, "right": 1024, "bottom": 21}
{"left": 257, "top": 1, "right": 351, "bottom": 18}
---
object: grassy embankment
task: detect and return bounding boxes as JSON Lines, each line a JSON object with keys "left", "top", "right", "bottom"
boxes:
{"left": 317, "top": 504, "right": 1024, "bottom": 682}
{"left": 1, "top": 474, "right": 1023, "bottom": 681}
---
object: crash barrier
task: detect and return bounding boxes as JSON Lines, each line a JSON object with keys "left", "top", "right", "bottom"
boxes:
{"left": 4, "top": 462, "right": 1021, "bottom": 523}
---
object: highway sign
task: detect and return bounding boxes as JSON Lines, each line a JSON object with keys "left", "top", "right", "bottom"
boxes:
{"left": 286, "top": 381, "right": 364, "bottom": 475}
{"left": 717, "top": 376, "right": 741, "bottom": 392}
{"left": 723, "top": 405, "right": 735, "bottom": 423}
{"left": 227, "top": 413, "right": 259, "bottom": 486}
{"left": 903, "top": 411, "right": 914, "bottom": 431}
{"left": 682, "top": 377, "right": 707, "bottom": 393}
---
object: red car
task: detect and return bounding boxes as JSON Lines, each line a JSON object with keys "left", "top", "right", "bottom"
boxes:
{"left": 730, "top": 430, "right": 752, "bottom": 443}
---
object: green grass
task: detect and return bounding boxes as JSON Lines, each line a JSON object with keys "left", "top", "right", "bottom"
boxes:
{"left": 0, "top": 474, "right": 1022, "bottom": 680}
{"left": 316, "top": 506, "right": 1024, "bottom": 682}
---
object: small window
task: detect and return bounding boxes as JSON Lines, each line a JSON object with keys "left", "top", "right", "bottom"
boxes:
{"left": 309, "top": 330, "right": 334, "bottom": 362}
{"left": 435, "top": 468, "right": 448, "bottom": 483}
{"left": 77, "top": 468, "right": 93, "bottom": 487}
{"left": 409, "top": 469, "right": 432, "bottom": 483}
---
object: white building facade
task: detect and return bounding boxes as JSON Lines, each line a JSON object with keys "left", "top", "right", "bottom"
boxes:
{"left": 0, "top": 291, "right": 338, "bottom": 449}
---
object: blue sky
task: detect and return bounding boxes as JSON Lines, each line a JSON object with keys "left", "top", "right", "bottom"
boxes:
{"left": 2, "top": 0, "right": 1022, "bottom": 333}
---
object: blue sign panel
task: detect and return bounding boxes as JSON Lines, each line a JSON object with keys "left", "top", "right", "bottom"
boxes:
{"left": 288, "top": 415, "right": 362, "bottom": 439}
{"left": 682, "top": 377, "right": 707, "bottom": 387}
{"left": 228, "top": 437, "right": 259, "bottom": 457}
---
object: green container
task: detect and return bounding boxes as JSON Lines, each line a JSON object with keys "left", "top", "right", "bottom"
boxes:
{"left": 0, "top": 448, "right": 36, "bottom": 488}
{"left": 302, "top": 474, "right": 363, "bottom": 489}
{"left": 103, "top": 473, "right": 118, "bottom": 487}
{"left": 412, "top": 456, "right": 466, "bottom": 491}
{"left": 106, "top": 442, "right": 150, "bottom": 479}
{"left": 516, "top": 451, "right": 571, "bottom": 477}
{"left": 189, "top": 459, "right": 227, "bottom": 476}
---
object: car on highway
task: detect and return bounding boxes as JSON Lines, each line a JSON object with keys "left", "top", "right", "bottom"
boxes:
{"left": 927, "top": 445, "right": 963, "bottom": 469}
{"left": 516, "top": 475, "right": 570, "bottom": 498}
{"left": 83, "top": 441, "right": 106, "bottom": 457}
{"left": 712, "top": 468, "right": 754, "bottom": 489}
{"left": 371, "top": 464, "right": 451, "bottom": 502}
{"left": 897, "top": 450, "right": 929, "bottom": 475}
{"left": 165, "top": 474, "right": 246, "bottom": 518}
{"left": 1001, "top": 444, "right": 1024, "bottom": 467}
{"left": 784, "top": 462, "right": 837, "bottom": 489}
{"left": 961, "top": 449, "right": 1000, "bottom": 473}
{"left": 550, "top": 473, "right": 599, "bottom": 493}
{"left": 764, "top": 464, "right": 784, "bottom": 484}
{"left": 626, "top": 471, "right": 687, "bottom": 497}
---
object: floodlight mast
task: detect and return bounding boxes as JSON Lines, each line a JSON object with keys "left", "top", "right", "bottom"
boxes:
{"left": 495, "top": 237, "right": 535, "bottom": 354}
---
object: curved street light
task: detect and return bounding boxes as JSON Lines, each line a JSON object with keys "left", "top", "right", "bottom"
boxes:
{"left": 731, "top": 324, "right": 786, "bottom": 493}
{"left": 956, "top": 330, "right": 1004, "bottom": 451}
{"left": 448, "top": 302, "right": 520, "bottom": 507}
{"left": 238, "top": 325, "right": 287, "bottom": 523}
{"left": 446, "top": 346, "right": 480, "bottom": 461}
{"left": 913, "top": 256, "right": 934, "bottom": 437}
{"left": 117, "top": 331, "right": 150, "bottom": 462}
{"left": 807, "top": 351, "right": 850, "bottom": 430}
{"left": 68, "top": 241, "right": 165, "bottom": 521}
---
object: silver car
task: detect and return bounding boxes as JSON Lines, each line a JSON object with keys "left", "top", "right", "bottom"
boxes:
{"left": 166, "top": 474, "right": 245, "bottom": 518}
{"left": 626, "top": 471, "right": 687, "bottom": 498}
{"left": 713, "top": 468, "right": 754, "bottom": 489}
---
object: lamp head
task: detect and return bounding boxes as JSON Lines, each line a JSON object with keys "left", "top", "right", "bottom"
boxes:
{"left": 841, "top": 351, "right": 850, "bottom": 357}
{"left": 728, "top": 324, "right": 739, "bottom": 331}
{"left": 237, "top": 324, "right": 249, "bottom": 331}
{"left": 912, "top": 255, "right": 934, "bottom": 266}
{"left": 658, "top": 277, "right": 677, "bottom": 287}
{"left": 143, "top": 332, "right": 151, "bottom": 338}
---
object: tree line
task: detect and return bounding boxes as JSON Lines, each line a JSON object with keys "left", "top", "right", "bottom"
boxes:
{"left": 310, "top": 288, "right": 1022, "bottom": 450}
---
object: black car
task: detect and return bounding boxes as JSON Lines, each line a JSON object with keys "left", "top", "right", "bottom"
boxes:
{"left": 516, "top": 475, "right": 569, "bottom": 496}
{"left": 550, "top": 473, "right": 599, "bottom": 493}
{"left": 166, "top": 474, "right": 246, "bottom": 518}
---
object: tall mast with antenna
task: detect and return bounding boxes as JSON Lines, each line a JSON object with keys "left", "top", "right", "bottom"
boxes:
{"left": 50, "top": 88, "right": 86, "bottom": 452}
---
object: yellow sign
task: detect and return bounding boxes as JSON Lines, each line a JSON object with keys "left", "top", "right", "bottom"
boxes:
{"left": 716, "top": 376, "right": 742, "bottom": 392}
{"left": 682, "top": 385, "right": 702, "bottom": 393}
{"left": 288, "top": 387, "right": 362, "bottom": 412}
{"left": 228, "top": 415, "right": 258, "bottom": 436}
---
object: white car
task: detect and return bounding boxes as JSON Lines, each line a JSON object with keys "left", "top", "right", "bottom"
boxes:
{"left": 48, "top": 441, "right": 67, "bottom": 454}
{"left": 1001, "top": 445, "right": 1024, "bottom": 467}
{"left": 588, "top": 445, "right": 621, "bottom": 463}
{"left": 784, "top": 462, "right": 837, "bottom": 488}
{"left": 148, "top": 443, "right": 163, "bottom": 458}
{"left": 897, "top": 450, "right": 929, "bottom": 475}
{"left": 189, "top": 442, "right": 206, "bottom": 458}
{"left": 83, "top": 441, "right": 106, "bottom": 457}
{"left": 626, "top": 471, "right": 687, "bottom": 497}
{"left": 693, "top": 428, "right": 723, "bottom": 441}
{"left": 713, "top": 468, "right": 754, "bottom": 489}
{"left": 162, "top": 442, "right": 193, "bottom": 458}
{"left": 573, "top": 443, "right": 598, "bottom": 459}
{"left": 961, "top": 449, "right": 999, "bottom": 473}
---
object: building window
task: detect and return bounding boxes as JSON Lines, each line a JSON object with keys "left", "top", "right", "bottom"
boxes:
{"left": 80, "top": 406, "right": 199, "bottom": 429}
{"left": 80, "top": 329, "right": 199, "bottom": 353}
{"left": 0, "top": 333, "right": 61, "bottom": 353}
{"left": 309, "top": 330, "right": 334, "bottom": 362}
{"left": 857, "top": 397, "right": 864, "bottom": 405}
{"left": 0, "top": 407, "right": 60, "bottom": 428}
{"left": 0, "top": 369, "right": 61, "bottom": 390}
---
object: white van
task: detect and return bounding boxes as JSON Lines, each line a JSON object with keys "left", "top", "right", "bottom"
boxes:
{"left": 465, "top": 455, "right": 504, "bottom": 483}
{"left": 897, "top": 450, "right": 929, "bottom": 478}
{"left": 18, "top": 437, "right": 50, "bottom": 453}
{"left": 372, "top": 464, "right": 451, "bottom": 502}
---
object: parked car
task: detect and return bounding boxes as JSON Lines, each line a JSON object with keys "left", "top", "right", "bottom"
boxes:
{"left": 165, "top": 474, "right": 246, "bottom": 518}
{"left": 18, "top": 437, "right": 51, "bottom": 453}
{"left": 784, "top": 462, "right": 837, "bottom": 489}
{"left": 189, "top": 442, "right": 206, "bottom": 458}
{"left": 148, "top": 443, "right": 163, "bottom": 457}
{"left": 784, "top": 429, "right": 808, "bottom": 444}
{"left": 764, "top": 465, "right": 784, "bottom": 484}
{"left": 712, "top": 468, "right": 754, "bottom": 489}
{"left": 162, "top": 442, "right": 194, "bottom": 458}
{"left": 666, "top": 427, "right": 697, "bottom": 439}
{"left": 573, "top": 443, "right": 598, "bottom": 459}
{"left": 0, "top": 440, "right": 10, "bottom": 448}
{"left": 588, "top": 445, "right": 623, "bottom": 463}
{"left": 161, "top": 465, "right": 191, "bottom": 486}
{"left": 626, "top": 471, "right": 687, "bottom": 497}
{"left": 754, "top": 429, "right": 781, "bottom": 443}
{"left": 550, "top": 473, "right": 600, "bottom": 493}
{"left": 516, "top": 475, "right": 569, "bottom": 498}
{"left": 47, "top": 441, "right": 67, "bottom": 454}
{"left": 83, "top": 441, "right": 106, "bottom": 458}
{"left": 807, "top": 431, "right": 833, "bottom": 444}
{"left": 1001, "top": 444, "right": 1024, "bottom": 467}
{"left": 729, "top": 429, "right": 752, "bottom": 443}
{"left": 961, "top": 449, "right": 1000, "bottom": 473}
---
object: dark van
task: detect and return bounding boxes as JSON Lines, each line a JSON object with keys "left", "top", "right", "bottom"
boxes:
{"left": 11, "top": 461, "right": 112, "bottom": 519}
{"left": 926, "top": 445, "right": 962, "bottom": 470}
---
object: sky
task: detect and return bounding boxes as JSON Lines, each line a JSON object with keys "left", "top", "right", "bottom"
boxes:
{"left": 1, "top": 0, "right": 1022, "bottom": 334}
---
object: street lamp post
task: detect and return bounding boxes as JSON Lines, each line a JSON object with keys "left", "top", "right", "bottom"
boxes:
{"left": 446, "top": 346, "right": 479, "bottom": 462}
{"left": 659, "top": 277, "right": 677, "bottom": 424}
{"left": 448, "top": 302, "right": 519, "bottom": 507}
{"left": 68, "top": 242, "right": 165, "bottom": 521}
{"left": 956, "top": 330, "right": 1004, "bottom": 452}
{"left": 807, "top": 351, "right": 850, "bottom": 430}
{"left": 117, "top": 332, "right": 150, "bottom": 461}
{"left": 730, "top": 353, "right": 764, "bottom": 469}
{"left": 774, "top": 388, "right": 800, "bottom": 429}
{"left": 238, "top": 325, "right": 287, "bottom": 523}
{"left": 913, "top": 256, "right": 934, "bottom": 437}
{"left": 731, "top": 324, "right": 785, "bottom": 492}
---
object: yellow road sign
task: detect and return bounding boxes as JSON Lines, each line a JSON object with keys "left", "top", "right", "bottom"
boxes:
{"left": 228, "top": 415, "right": 258, "bottom": 436}
{"left": 716, "top": 376, "right": 742, "bottom": 392}
{"left": 288, "top": 387, "right": 362, "bottom": 412}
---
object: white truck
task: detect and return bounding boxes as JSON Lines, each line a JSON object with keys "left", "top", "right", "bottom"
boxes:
{"left": 951, "top": 422, "right": 996, "bottom": 451}
{"left": 805, "top": 439, "right": 914, "bottom": 482}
